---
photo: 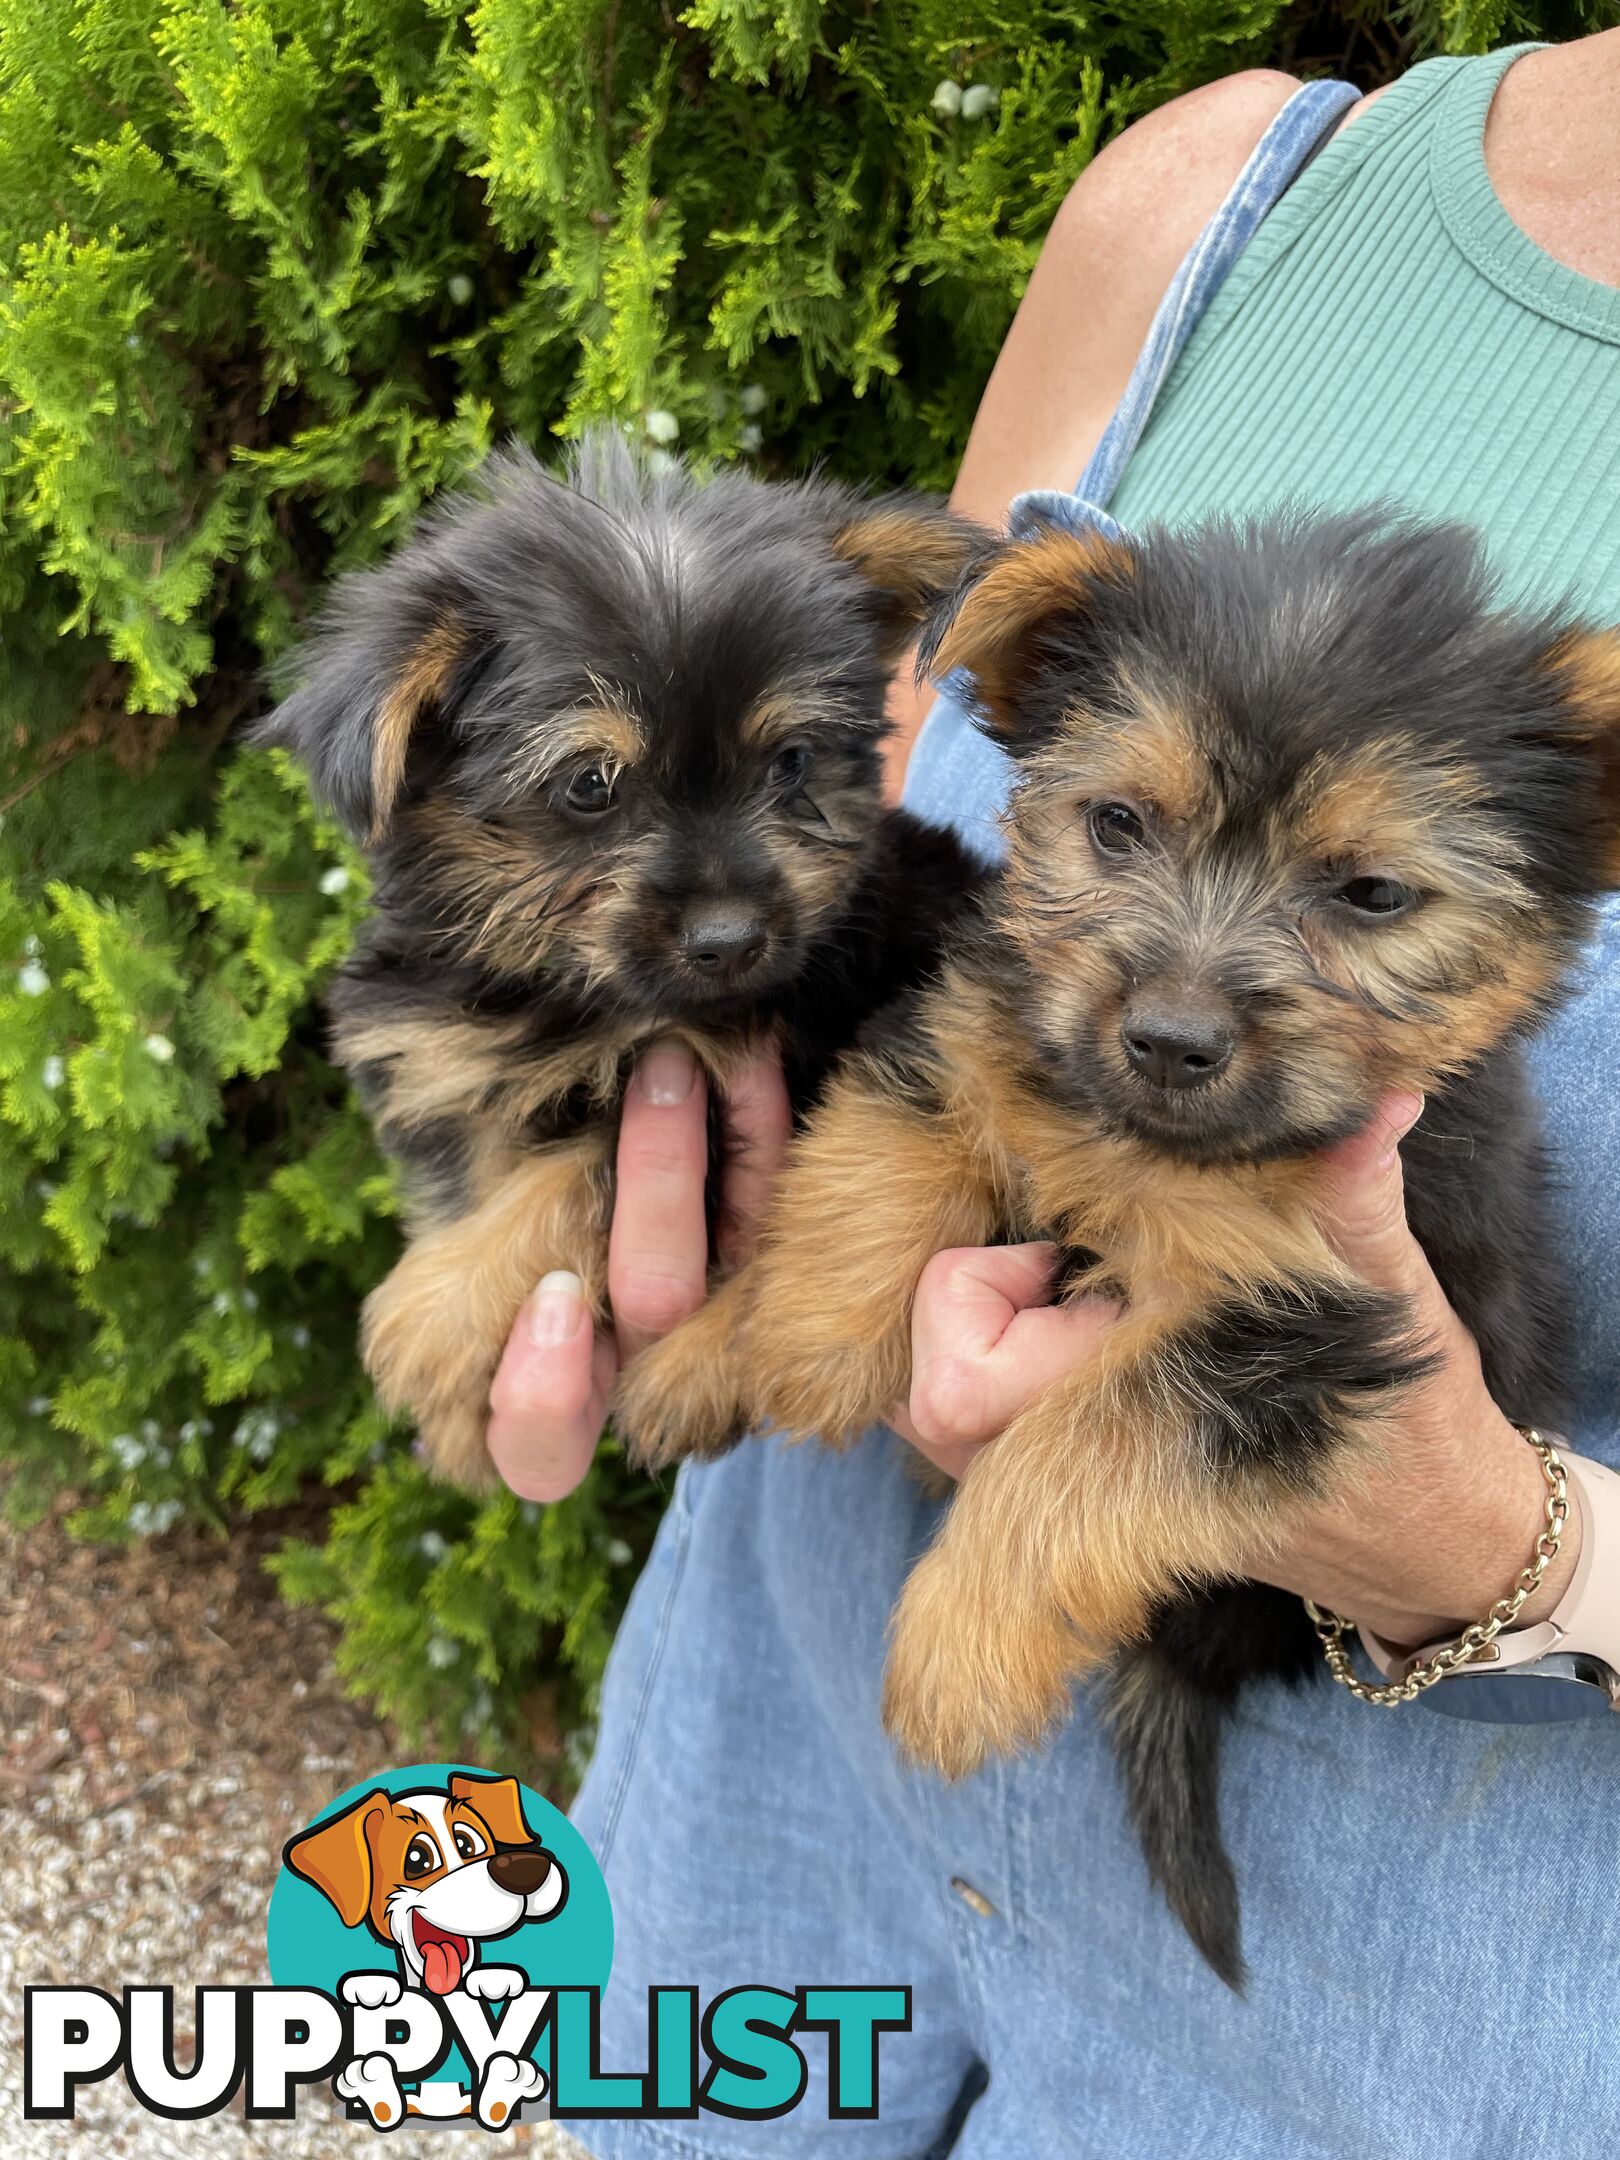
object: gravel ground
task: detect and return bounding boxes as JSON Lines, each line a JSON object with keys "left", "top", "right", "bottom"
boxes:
{"left": 0, "top": 1496, "right": 591, "bottom": 2159}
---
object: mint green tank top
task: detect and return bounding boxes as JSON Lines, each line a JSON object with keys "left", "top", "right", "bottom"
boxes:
{"left": 1109, "top": 45, "right": 1620, "bottom": 618}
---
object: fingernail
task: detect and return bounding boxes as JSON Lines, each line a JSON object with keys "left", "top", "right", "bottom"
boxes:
{"left": 635, "top": 1039, "right": 696, "bottom": 1107}
{"left": 1377, "top": 1091, "right": 1425, "bottom": 1167}
{"left": 527, "top": 1270, "right": 586, "bottom": 1349}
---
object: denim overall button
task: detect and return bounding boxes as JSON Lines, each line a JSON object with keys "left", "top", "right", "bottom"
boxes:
{"left": 949, "top": 1876, "right": 997, "bottom": 1919}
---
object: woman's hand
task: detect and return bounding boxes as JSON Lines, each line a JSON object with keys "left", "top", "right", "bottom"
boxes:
{"left": 894, "top": 1091, "right": 1582, "bottom": 1645}
{"left": 484, "top": 1041, "right": 791, "bottom": 1503}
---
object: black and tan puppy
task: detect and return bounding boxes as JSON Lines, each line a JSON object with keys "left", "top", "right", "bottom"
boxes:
{"left": 263, "top": 431, "right": 982, "bottom": 1485}
{"left": 618, "top": 505, "right": 1620, "bottom": 1985}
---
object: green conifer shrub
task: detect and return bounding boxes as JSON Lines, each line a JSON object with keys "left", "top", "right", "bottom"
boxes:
{"left": 1, "top": 0, "right": 1601, "bottom": 1763}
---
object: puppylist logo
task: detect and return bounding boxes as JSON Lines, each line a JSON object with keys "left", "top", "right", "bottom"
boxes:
{"left": 23, "top": 1762, "right": 911, "bottom": 2131}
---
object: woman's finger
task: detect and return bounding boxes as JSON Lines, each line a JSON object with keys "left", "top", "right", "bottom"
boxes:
{"left": 1316, "top": 1089, "right": 1431, "bottom": 1299}
{"left": 609, "top": 1041, "right": 712, "bottom": 1356}
{"left": 716, "top": 1048, "right": 793, "bottom": 1267}
{"left": 907, "top": 1241, "right": 1122, "bottom": 1456}
{"left": 487, "top": 1271, "right": 617, "bottom": 1502}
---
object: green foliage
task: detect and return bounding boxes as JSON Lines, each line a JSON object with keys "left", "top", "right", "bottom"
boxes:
{"left": 0, "top": 0, "right": 1560, "bottom": 1763}
{"left": 268, "top": 1447, "right": 661, "bottom": 1763}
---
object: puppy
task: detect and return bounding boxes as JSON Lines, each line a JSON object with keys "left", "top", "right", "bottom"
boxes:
{"left": 618, "top": 505, "right": 1620, "bottom": 1985}
{"left": 263, "top": 431, "right": 982, "bottom": 1484}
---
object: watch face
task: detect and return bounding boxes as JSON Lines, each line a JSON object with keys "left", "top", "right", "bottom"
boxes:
{"left": 1421, "top": 1656, "right": 1616, "bottom": 1725}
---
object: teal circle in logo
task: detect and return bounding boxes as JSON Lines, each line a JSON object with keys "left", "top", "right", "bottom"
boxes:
{"left": 267, "top": 1759, "right": 610, "bottom": 2108}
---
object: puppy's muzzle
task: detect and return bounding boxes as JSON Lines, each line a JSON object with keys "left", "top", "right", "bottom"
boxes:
{"left": 488, "top": 1848, "right": 552, "bottom": 1897}
{"left": 1120, "top": 994, "right": 1235, "bottom": 1092}
{"left": 677, "top": 903, "right": 768, "bottom": 983}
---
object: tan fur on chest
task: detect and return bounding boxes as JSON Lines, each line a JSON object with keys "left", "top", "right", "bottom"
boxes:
{"left": 335, "top": 1004, "right": 772, "bottom": 1151}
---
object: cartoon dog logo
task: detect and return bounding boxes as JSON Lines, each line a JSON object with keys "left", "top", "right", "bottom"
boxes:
{"left": 284, "top": 1771, "right": 567, "bottom": 2128}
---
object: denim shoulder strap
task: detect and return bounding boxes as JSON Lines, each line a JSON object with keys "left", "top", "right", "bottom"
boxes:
{"left": 1073, "top": 76, "right": 1359, "bottom": 511}
{"left": 904, "top": 76, "right": 1361, "bottom": 863}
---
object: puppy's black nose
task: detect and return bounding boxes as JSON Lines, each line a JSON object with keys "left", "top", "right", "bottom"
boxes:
{"left": 489, "top": 1848, "right": 551, "bottom": 1896}
{"left": 1120, "top": 1003, "right": 1234, "bottom": 1090}
{"left": 678, "top": 907, "right": 767, "bottom": 980}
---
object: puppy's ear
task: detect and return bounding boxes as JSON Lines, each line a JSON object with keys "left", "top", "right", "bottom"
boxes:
{"left": 283, "top": 1790, "right": 386, "bottom": 1929}
{"left": 830, "top": 497, "right": 987, "bottom": 658}
{"left": 260, "top": 591, "right": 479, "bottom": 845}
{"left": 449, "top": 1772, "right": 534, "bottom": 1848}
{"left": 916, "top": 526, "right": 1137, "bottom": 753}
{"left": 1546, "top": 626, "right": 1620, "bottom": 885}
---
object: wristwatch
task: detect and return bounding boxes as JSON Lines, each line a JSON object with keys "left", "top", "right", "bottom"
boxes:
{"left": 1359, "top": 1449, "right": 1620, "bottom": 1723}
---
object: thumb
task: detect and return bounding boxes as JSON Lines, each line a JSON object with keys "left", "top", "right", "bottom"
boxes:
{"left": 1317, "top": 1090, "right": 1428, "bottom": 1296}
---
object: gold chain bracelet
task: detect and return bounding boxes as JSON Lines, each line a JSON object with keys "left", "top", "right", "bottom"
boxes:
{"left": 1305, "top": 1426, "right": 1569, "bottom": 1706}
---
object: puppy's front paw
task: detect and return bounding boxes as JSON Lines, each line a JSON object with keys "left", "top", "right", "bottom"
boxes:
{"left": 363, "top": 1265, "right": 505, "bottom": 1490}
{"left": 881, "top": 1602, "right": 995, "bottom": 1783}
{"left": 463, "top": 1964, "right": 525, "bottom": 2003}
{"left": 881, "top": 1551, "right": 1100, "bottom": 1780}
{"left": 340, "top": 1971, "right": 404, "bottom": 2011}
{"left": 615, "top": 1331, "right": 749, "bottom": 1470}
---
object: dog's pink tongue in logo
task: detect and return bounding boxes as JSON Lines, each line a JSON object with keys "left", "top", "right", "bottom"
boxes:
{"left": 412, "top": 1915, "right": 470, "bottom": 1995}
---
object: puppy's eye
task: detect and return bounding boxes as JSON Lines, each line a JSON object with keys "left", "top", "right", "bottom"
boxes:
{"left": 768, "top": 743, "right": 812, "bottom": 789}
{"left": 1336, "top": 876, "right": 1419, "bottom": 918}
{"left": 565, "top": 763, "right": 616, "bottom": 816}
{"left": 452, "top": 1826, "right": 486, "bottom": 1862}
{"left": 403, "top": 1836, "right": 440, "bottom": 1879}
{"left": 1087, "top": 802, "right": 1146, "bottom": 856}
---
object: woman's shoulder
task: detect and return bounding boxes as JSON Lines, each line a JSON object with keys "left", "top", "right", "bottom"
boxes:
{"left": 949, "top": 72, "right": 1308, "bottom": 525}
{"left": 1099, "top": 67, "right": 1303, "bottom": 168}
{"left": 1050, "top": 70, "right": 1303, "bottom": 276}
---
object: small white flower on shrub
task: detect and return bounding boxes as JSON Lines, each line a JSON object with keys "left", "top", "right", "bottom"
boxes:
{"left": 961, "top": 83, "right": 998, "bottom": 120}
{"left": 644, "top": 408, "right": 680, "bottom": 446}
{"left": 129, "top": 1499, "right": 182, "bottom": 1536}
{"left": 931, "top": 79, "right": 963, "bottom": 117}
{"left": 234, "top": 1408, "right": 280, "bottom": 1461}
{"left": 739, "top": 383, "right": 767, "bottom": 416}
{"left": 319, "top": 865, "right": 350, "bottom": 896}
{"left": 18, "top": 962, "right": 49, "bottom": 996}
{"left": 738, "top": 422, "right": 763, "bottom": 454}
{"left": 464, "top": 1685, "right": 495, "bottom": 1731}
{"left": 426, "top": 1635, "right": 460, "bottom": 1670}
{"left": 447, "top": 273, "right": 474, "bottom": 307}
{"left": 41, "top": 1055, "right": 64, "bottom": 1089}
{"left": 143, "top": 1032, "right": 175, "bottom": 1063}
{"left": 418, "top": 1529, "right": 450, "bottom": 1563}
